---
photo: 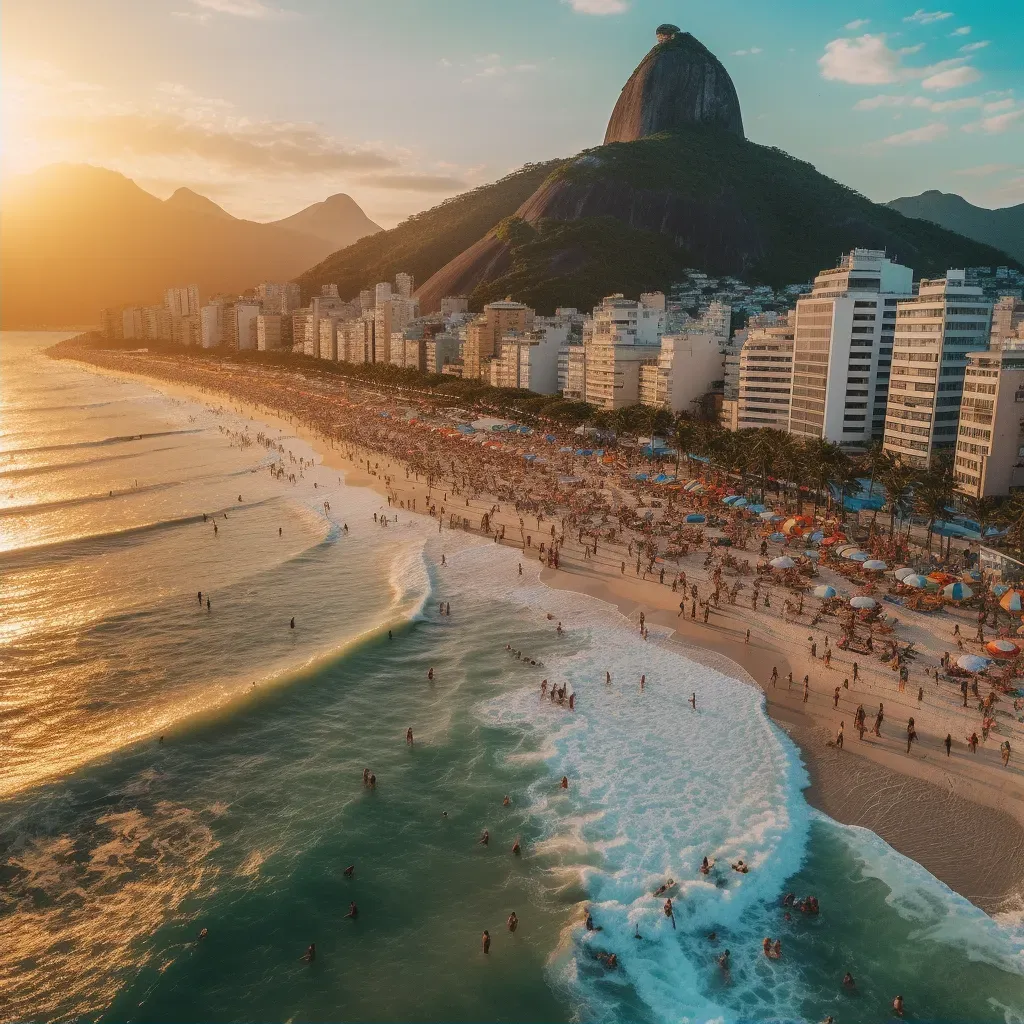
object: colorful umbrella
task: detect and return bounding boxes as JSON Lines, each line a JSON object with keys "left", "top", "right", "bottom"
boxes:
{"left": 893, "top": 567, "right": 916, "bottom": 581}
{"left": 847, "top": 551, "right": 871, "bottom": 562}
{"left": 812, "top": 585, "right": 837, "bottom": 599}
{"left": 902, "top": 574, "right": 931, "bottom": 589}
{"left": 957, "top": 654, "right": 990, "bottom": 673}
{"left": 1000, "top": 590, "right": 1024, "bottom": 613}
{"left": 685, "top": 513, "right": 706, "bottom": 524}
{"left": 992, "top": 583, "right": 1011, "bottom": 597}
{"left": 804, "top": 550, "right": 821, "bottom": 560}
{"left": 850, "top": 596, "right": 877, "bottom": 609}
{"left": 863, "top": 559, "right": 888, "bottom": 571}
{"left": 759, "top": 510, "right": 777, "bottom": 520}
{"left": 985, "top": 639, "right": 1021, "bottom": 659}
{"left": 942, "top": 582, "right": 973, "bottom": 600}
{"left": 769, "top": 532, "right": 786, "bottom": 543}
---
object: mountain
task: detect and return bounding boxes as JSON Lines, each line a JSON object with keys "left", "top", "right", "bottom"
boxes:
{"left": 295, "top": 160, "right": 564, "bottom": 302}
{"left": 300, "top": 26, "right": 1018, "bottom": 316}
{"left": 604, "top": 26, "right": 744, "bottom": 143}
{"left": 164, "top": 187, "right": 234, "bottom": 219}
{"left": 886, "top": 191, "right": 1024, "bottom": 264}
{"left": 0, "top": 165, "right": 378, "bottom": 328}
{"left": 269, "top": 193, "right": 381, "bottom": 250}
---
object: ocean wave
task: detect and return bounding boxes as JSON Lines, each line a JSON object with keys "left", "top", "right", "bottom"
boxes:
{"left": 0, "top": 444, "right": 183, "bottom": 479}
{"left": 1, "top": 428, "right": 203, "bottom": 459}
{"left": 0, "top": 480, "right": 182, "bottom": 518}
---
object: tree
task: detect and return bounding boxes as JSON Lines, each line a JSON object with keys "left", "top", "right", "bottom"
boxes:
{"left": 913, "top": 456, "right": 954, "bottom": 555}
{"left": 879, "top": 458, "right": 919, "bottom": 539}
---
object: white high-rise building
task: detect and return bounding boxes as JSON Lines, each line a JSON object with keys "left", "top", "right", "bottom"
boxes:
{"left": 201, "top": 303, "right": 224, "bottom": 348}
{"left": 789, "top": 250, "right": 913, "bottom": 444}
{"left": 735, "top": 311, "right": 796, "bottom": 430}
{"left": 165, "top": 284, "right": 200, "bottom": 318}
{"left": 884, "top": 270, "right": 994, "bottom": 467}
{"left": 234, "top": 303, "right": 261, "bottom": 351}
{"left": 582, "top": 294, "right": 665, "bottom": 411}
{"left": 374, "top": 281, "right": 393, "bottom": 308}
{"left": 257, "top": 282, "right": 301, "bottom": 314}
{"left": 373, "top": 297, "right": 419, "bottom": 363}
{"left": 122, "top": 306, "right": 144, "bottom": 340}
{"left": 490, "top": 323, "right": 567, "bottom": 394}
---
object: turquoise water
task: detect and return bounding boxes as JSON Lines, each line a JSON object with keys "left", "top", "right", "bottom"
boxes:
{"left": 1, "top": 334, "right": 1023, "bottom": 1023}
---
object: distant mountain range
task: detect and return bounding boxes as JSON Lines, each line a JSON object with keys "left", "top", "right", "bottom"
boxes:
{"left": 0, "top": 164, "right": 381, "bottom": 328}
{"left": 886, "top": 191, "right": 1024, "bottom": 264}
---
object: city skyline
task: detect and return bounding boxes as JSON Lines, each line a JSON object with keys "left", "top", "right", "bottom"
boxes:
{"left": 3, "top": 0, "right": 1022, "bottom": 227}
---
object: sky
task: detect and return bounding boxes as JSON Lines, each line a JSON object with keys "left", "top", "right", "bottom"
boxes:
{"left": 2, "top": 0, "right": 1022, "bottom": 227}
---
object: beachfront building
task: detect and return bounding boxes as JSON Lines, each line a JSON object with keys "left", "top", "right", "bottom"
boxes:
{"left": 395, "top": 272, "right": 414, "bottom": 299}
{"left": 463, "top": 300, "right": 535, "bottom": 381}
{"left": 338, "top": 316, "right": 372, "bottom": 363}
{"left": 992, "top": 296, "right": 1024, "bottom": 346}
{"left": 257, "top": 282, "right": 301, "bottom": 314}
{"left": 425, "top": 332, "right": 461, "bottom": 374}
{"left": 234, "top": 303, "right": 261, "bottom": 351}
{"left": 488, "top": 322, "right": 567, "bottom": 394}
{"left": 165, "top": 284, "right": 200, "bottom": 318}
{"left": 564, "top": 343, "right": 586, "bottom": 401}
{"left": 200, "top": 303, "right": 224, "bottom": 348}
{"left": 582, "top": 294, "right": 665, "bottom": 411}
{"left": 953, "top": 345, "right": 1024, "bottom": 498}
{"left": 372, "top": 296, "right": 419, "bottom": 364}
{"left": 639, "top": 302, "right": 730, "bottom": 413}
{"left": 884, "top": 270, "right": 994, "bottom": 468}
{"left": 789, "top": 249, "right": 913, "bottom": 444}
{"left": 257, "top": 313, "right": 291, "bottom": 351}
{"left": 440, "top": 295, "right": 469, "bottom": 318}
{"left": 735, "top": 311, "right": 796, "bottom": 430}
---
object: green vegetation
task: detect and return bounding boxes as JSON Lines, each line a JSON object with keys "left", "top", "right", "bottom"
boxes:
{"left": 295, "top": 159, "right": 566, "bottom": 303}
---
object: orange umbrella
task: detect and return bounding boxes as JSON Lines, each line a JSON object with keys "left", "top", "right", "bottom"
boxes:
{"left": 985, "top": 639, "right": 1021, "bottom": 659}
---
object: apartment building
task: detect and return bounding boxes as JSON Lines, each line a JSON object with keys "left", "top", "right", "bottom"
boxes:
{"left": 165, "top": 284, "right": 200, "bottom": 318}
{"left": 256, "top": 313, "right": 292, "bottom": 351}
{"left": 789, "top": 250, "right": 912, "bottom": 444}
{"left": 582, "top": 294, "right": 664, "bottom": 411}
{"left": 953, "top": 345, "right": 1024, "bottom": 498}
{"left": 338, "top": 316, "right": 372, "bottom": 363}
{"left": 992, "top": 296, "right": 1024, "bottom": 346}
{"left": 201, "top": 304, "right": 223, "bottom": 348}
{"left": 425, "top": 332, "right": 461, "bottom": 374}
{"left": 395, "top": 272, "right": 414, "bottom": 299}
{"left": 234, "top": 303, "right": 261, "bottom": 351}
{"left": 736, "top": 311, "right": 796, "bottom": 430}
{"left": 884, "top": 270, "right": 994, "bottom": 468}
{"left": 463, "top": 299, "right": 535, "bottom": 380}
{"left": 440, "top": 295, "right": 469, "bottom": 318}
{"left": 372, "top": 296, "right": 419, "bottom": 363}
{"left": 489, "top": 323, "right": 566, "bottom": 394}
{"left": 256, "top": 282, "right": 301, "bottom": 314}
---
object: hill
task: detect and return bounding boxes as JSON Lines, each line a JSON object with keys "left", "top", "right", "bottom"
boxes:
{"left": 0, "top": 165, "right": 378, "bottom": 328}
{"left": 886, "top": 190, "right": 1024, "bottom": 264}
{"left": 294, "top": 159, "right": 565, "bottom": 303}
{"left": 269, "top": 193, "right": 381, "bottom": 250}
{"left": 414, "top": 130, "right": 1020, "bottom": 313}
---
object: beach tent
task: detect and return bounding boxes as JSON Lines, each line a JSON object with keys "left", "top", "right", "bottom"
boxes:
{"left": 1000, "top": 590, "right": 1024, "bottom": 613}
{"left": 850, "top": 596, "right": 877, "bottom": 609}
{"left": 863, "top": 559, "right": 888, "bottom": 571}
{"left": 836, "top": 544, "right": 861, "bottom": 557}
{"left": 456, "top": 424, "right": 476, "bottom": 434}
{"left": 770, "top": 556, "right": 796, "bottom": 569}
{"left": 962, "top": 569, "right": 982, "bottom": 582}
{"left": 732, "top": 497, "right": 748, "bottom": 507}
{"left": 957, "top": 654, "right": 990, "bottom": 673}
{"left": 722, "top": 495, "right": 742, "bottom": 505}
{"left": 808, "top": 531, "right": 825, "bottom": 543}
{"left": 812, "top": 585, "right": 837, "bottom": 599}
{"left": 893, "top": 567, "right": 916, "bottom": 581}
{"left": 942, "top": 582, "right": 973, "bottom": 601}
{"left": 544, "top": 434, "right": 557, "bottom": 443}
{"left": 985, "top": 639, "right": 1020, "bottom": 659}
{"left": 782, "top": 518, "right": 805, "bottom": 536}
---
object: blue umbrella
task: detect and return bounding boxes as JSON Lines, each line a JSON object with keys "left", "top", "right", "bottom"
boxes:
{"left": 943, "top": 582, "right": 973, "bottom": 600}
{"left": 746, "top": 504, "right": 766, "bottom": 513}
{"left": 769, "top": 532, "right": 786, "bottom": 543}
{"left": 812, "top": 585, "right": 837, "bottom": 599}
{"left": 685, "top": 513, "right": 706, "bottom": 524}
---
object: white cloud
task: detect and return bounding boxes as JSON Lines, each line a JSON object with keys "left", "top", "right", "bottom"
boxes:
{"left": 463, "top": 55, "right": 538, "bottom": 82}
{"left": 964, "top": 108, "right": 1024, "bottom": 134}
{"left": 960, "top": 41, "right": 989, "bottom": 52}
{"left": 984, "top": 98, "right": 1016, "bottom": 113}
{"left": 188, "top": 0, "right": 290, "bottom": 17}
{"left": 954, "top": 163, "right": 1011, "bottom": 176}
{"left": 562, "top": 0, "right": 628, "bottom": 13}
{"left": 856, "top": 93, "right": 984, "bottom": 111}
{"left": 950, "top": 25, "right": 970, "bottom": 35}
{"left": 438, "top": 58, "right": 452, "bottom": 68}
{"left": 926, "top": 96, "right": 982, "bottom": 111}
{"left": 731, "top": 47, "right": 763, "bottom": 56}
{"left": 854, "top": 94, "right": 907, "bottom": 109}
{"left": 819, "top": 35, "right": 904, "bottom": 84}
{"left": 922, "top": 65, "right": 981, "bottom": 90}
{"left": 903, "top": 8, "right": 953, "bottom": 24}
{"left": 845, "top": 19, "right": 870, "bottom": 30}
{"left": 881, "top": 122, "right": 949, "bottom": 144}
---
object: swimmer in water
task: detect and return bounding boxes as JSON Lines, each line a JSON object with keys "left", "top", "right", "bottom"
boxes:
{"left": 842, "top": 972, "right": 855, "bottom": 989}
{"left": 301, "top": 943, "right": 316, "bottom": 962}
{"left": 507, "top": 912, "right": 518, "bottom": 933}
{"left": 664, "top": 898, "right": 676, "bottom": 929}
{"left": 700, "top": 857, "right": 711, "bottom": 875}
{"left": 653, "top": 879, "right": 675, "bottom": 897}
{"left": 560, "top": 776, "right": 568, "bottom": 789}
{"left": 197, "top": 927, "right": 208, "bottom": 941}
{"left": 343, "top": 865, "right": 355, "bottom": 877}
{"left": 428, "top": 668, "right": 434, "bottom": 680}
{"left": 718, "top": 949, "right": 730, "bottom": 971}
{"left": 479, "top": 830, "right": 489, "bottom": 846}
{"left": 731, "top": 860, "right": 749, "bottom": 874}
{"left": 345, "top": 902, "right": 358, "bottom": 919}
{"left": 406, "top": 728, "right": 414, "bottom": 746}
{"left": 502, "top": 795, "right": 511, "bottom": 806}
{"left": 512, "top": 837, "right": 521, "bottom": 856}
{"left": 481, "top": 930, "right": 490, "bottom": 954}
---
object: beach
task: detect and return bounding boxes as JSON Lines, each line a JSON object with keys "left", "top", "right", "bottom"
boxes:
{"left": 3, "top": 333, "right": 1024, "bottom": 1023}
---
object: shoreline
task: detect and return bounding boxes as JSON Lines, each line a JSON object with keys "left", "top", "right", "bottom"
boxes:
{"left": 57, "top": 348, "right": 1024, "bottom": 915}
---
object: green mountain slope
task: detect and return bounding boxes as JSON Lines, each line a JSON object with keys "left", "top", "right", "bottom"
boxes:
{"left": 886, "top": 190, "right": 1024, "bottom": 264}
{"left": 416, "top": 129, "right": 1021, "bottom": 313}
{"left": 295, "top": 159, "right": 565, "bottom": 301}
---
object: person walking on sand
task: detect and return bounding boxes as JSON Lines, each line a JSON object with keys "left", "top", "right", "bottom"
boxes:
{"left": 945, "top": 733, "right": 952, "bottom": 757}
{"left": 906, "top": 717, "right": 917, "bottom": 754}
{"left": 690, "top": 692, "right": 697, "bottom": 710}
{"left": 833, "top": 685, "right": 840, "bottom": 709}
{"left": 836, "top": 722, "right": 844, "bottom": 749}
{"left": 802, "top": 676, "right": 809, "bottom": 704}
{"left": 873, "top": 703, "right": 884, "bottom": 738}
{"left": 770, "top": 666, "right": 778, "bottom": 687}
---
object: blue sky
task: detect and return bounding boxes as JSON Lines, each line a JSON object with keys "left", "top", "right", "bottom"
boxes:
{"left": 3, "top": 0, "right": 1022, "bottom": 224}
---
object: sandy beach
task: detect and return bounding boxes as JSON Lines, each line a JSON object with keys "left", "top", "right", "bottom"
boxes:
{"left": 58, "top": 346, "right": 1024, "bottom": 915}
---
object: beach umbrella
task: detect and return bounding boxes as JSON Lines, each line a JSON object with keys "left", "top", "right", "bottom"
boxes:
{"left": 685, "top": 513, "right": 706, "bottom": 524}
{"left": 962, "top": 569, "right": 982, "bottom": 582}
{"left": 850, "top": 596, "right": 877, "bottom": 609}
{"left": 732, "top": 497, "right": 748, "bottom": 507}
{"left": 722, "top": 495, "right": 741, "bottom": 505}
{"left": 985, "top": 639, "right": 1021, "bottom": 659}
{"left": 847, "top": 550, "right": 871, "bottom": 562}
{"left": 928, "top": 572, "right": 956, "bottom": 586}
{"left": 957, "top": 654, "right": 990, "bottom": 673}
{"left": 893, "top": 567, "right": 916, "bottom": 581}
{"left": 803, "top": 550, "right": 821, "bottom": 560}
{"left": 782, "top": 518, "right": 805, "bottom": 536}
{"left": 812, "top": 585, "right": 837, "bottom": 599}
{"left": 770, "top": 556, "right": 796, "bottom": 569}
{"left": 863, "top": 559, "right": 888, "bottom": 571}
{"left": 747, "top": 504, "right": 766, "bottom": 514}
{"left": 769, "top": 531, "right": 786, "bottom": 543}
{"left": 759, "top": 511, "right": 777, "bottom": 520}
{"left": 1000, "top": 590, "right": 1024, "bottom": 613}
{"left": 902, "top": 574, "right": 931, "bottom": 589}
{"left": 942, "top": 582, "right": 973, "bottom": 601}
{"left": 991, "top": 583, "right": 1011, "bottom": 597}
{"left": 808, "top": 531, "right": 824, "bottom": 543}
{"left": 836, "top": 544, "right": 860, "bottom": 556}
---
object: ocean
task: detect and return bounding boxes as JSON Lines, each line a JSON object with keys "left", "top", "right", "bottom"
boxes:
{"left": 1, "top": 332, "right": 1023, "bottom": 1023}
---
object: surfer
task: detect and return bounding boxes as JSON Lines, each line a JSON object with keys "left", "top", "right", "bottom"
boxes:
{"left": 663, "top": 898, "right": 676, "bottom": 929}
{"left": 653, "top": 879, "right": 675, "bottom": 897}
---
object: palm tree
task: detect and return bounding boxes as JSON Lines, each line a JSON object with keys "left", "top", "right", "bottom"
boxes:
{"left": 913, "top": 461, "right": 954, "bottom": 555}
{"left": 879, "top": 458, "right": 919, "bottom": 539}
{"left": 831, "top": 457, "right": 861, "bottom": 530}
{"left": 1002, "top": 491, "right": 1024, "bottom": 559}
{"left": 861, "top": 439, "right": 889, "bottom": 502}
{"left": 961, "top": 494, "right": 1004, "bottom": 552}
{"left": 672, "top": 415, "right": 695, "bottom": 478}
